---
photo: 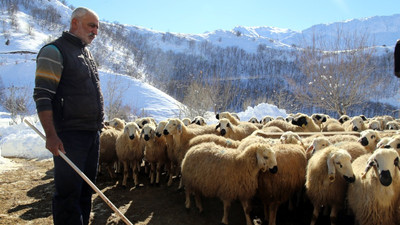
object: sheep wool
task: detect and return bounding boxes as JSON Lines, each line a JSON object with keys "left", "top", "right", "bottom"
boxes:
{"left": 181, "top": 142, "right": 278, "bottom": 225}
{"left": 305, "top": 146, "right": 355, "bottom": 225}
{"left": 258, "top": 143, "right": 307, "bottom": 225}
{"left": 347, "top": 148, "right": 400, "bottom": 225}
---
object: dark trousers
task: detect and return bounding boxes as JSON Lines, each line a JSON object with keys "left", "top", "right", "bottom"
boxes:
{"left": 52, "top": 130, "right": 100, "bottom": 225}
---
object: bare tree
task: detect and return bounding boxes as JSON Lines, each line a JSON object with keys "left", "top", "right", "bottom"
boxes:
{"left": 0, "top": 85, "right": 34, "bottom": 124}
{"left": 290, "top": 26, "right": 380, "bottom": 116}
{"left": 103, "top": 76, "right": 131, "bottom": 120}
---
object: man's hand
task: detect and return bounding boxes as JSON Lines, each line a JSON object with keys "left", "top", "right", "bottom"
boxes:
{"left": 46, "top": 133, "right": 65, "bottom": 156}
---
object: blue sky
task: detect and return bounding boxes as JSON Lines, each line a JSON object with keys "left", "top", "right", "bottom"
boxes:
{"left": 66, "top": 0, "right": 399, "bottom": 34}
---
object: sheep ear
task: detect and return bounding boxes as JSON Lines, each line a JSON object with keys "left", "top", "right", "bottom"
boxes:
{"left": 361, "top": 159, "right": 375, "bottom": 179}
{"left": 327, "top": 153, "right": 336, "bottom": 182}
{"left": 215, "top": 123, "right": 220, "bottom": 130}
{"left": 140, "top": 129, "right": 143, "bottom": 139}
{"left": 395, "top": 157, "right": 400, "bottom": 171}
{"left": 306, "top": 145, "right": 314, "bottom": 154}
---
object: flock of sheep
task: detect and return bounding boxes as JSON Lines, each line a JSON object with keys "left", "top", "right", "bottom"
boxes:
{"left": 98, "top": 112, "right": 400, "bottom": 225}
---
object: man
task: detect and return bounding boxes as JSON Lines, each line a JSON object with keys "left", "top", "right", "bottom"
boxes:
{"left": 33, "top": 7, "right": 104, "bottom": 225}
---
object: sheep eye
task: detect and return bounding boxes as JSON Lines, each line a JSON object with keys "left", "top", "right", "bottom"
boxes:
{"left": 264, "top": 156, "right": 269, "bottom": 160}
{"left": 395, "top": 157, "right": 399, "bottom": 166}
{"left": 371, "top": 135, "right": 375, "bottom": 139}
{"left": 336, "top": 162, "right": 343, "bottom": 168}
{"left": 397, "top": 144, "right": 400, "bottom": 149}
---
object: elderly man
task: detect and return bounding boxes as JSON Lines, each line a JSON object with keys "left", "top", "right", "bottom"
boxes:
{"left": 33, "top": 7, "right": 104, "bottom": 225}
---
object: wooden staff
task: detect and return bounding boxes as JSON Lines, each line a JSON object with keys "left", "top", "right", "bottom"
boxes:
{"left": 24, "top": 119, "right": 133, "bottom": 225}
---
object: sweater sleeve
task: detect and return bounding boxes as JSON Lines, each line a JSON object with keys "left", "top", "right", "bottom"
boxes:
{"left": 33, "top": 45, "right": 63, "bottom": 112}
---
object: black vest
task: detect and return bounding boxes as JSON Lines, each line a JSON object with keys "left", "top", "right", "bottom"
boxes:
{"left": 47, "top": 32, "right": 104, "bottom": 132}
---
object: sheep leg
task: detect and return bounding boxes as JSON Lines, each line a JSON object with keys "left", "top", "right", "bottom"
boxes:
{"left": 330, "top": 206, "right": 338, "bottom": 225}
{"left": 185, "top": 188, "right": 191, "bottom": 210}
{"left": 268, "top": 202, "right": 279, "bottom": 225}
{"left": 194, "top": 193, "right": 203, "bottom": 213}
{"left": 241, "top": 199, "right": 253, "bottom": 225}
{"left": 122, "top": 161, "right": 129, "bottom": 187}
{"left": 310, "top": 205, "right": 320, "bottom": 225}
{"left": 221, "top": 199, "right": 231, "bottom": 225}
{"left": 155, "top": 162, "right": 162, "bottom": 185}
{"left": 167, "top": 163, "right": 174, "bottom": 186}
{"left": 106, "top": 163, "right": 115, "bottom": 179}
{"left": 132, "top": 161, "right": 139, "bottom": 187}
{"left": 150, "top": 162, "right": 155, "bottom": 184}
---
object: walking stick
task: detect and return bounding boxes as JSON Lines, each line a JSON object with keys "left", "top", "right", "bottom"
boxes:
{"left": 24, "top": 119, "right": 133, "bottom": 225}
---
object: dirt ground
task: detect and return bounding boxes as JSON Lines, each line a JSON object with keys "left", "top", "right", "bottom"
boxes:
{"left": 0, "top": 158, "right": 355, "bottom": 225}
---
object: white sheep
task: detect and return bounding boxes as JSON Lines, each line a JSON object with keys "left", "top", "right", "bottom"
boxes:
{"left": 358, "top": 129, "right": 381, "bottom": 152}
{"left": 261, "top": 115, "right": 274, "bottom": 125}
{"left": 258, "top": 142, "right": 307, "bottom": 225}
{"left": 382, "top": 135, "right": 400, "bottom": 154}
{"left": 338, "top": 115, "right": 350, "bottom": 124}
{"left": 181, "top": 142, "right": 278, "bottom": 225}
{"left": 386, "top": 121, "right": 400, "bottom": 130}
{"left": 163, "top": 118, "right": 218, "bottom": 189}
{"left": 263, "top": 119, "right": 303, "bottom": 133}
{"left": 191, "top": 116, "right": 207, "bottom": 126}
{"left": 188, "top": 134, "right": 240, "bottom": 149}
{"left": 216, "top": 118, "right": 259, "bottom": 141}
{"left": 342, "top": 116, "right": 367, "bottom": 132}
{"left": 156, "top": 120, "right": 177, "bottom": 187}
{"left": 216, "top": 111, "right": 241, "bottom": 125}
{"left": 306, "top": 136, "right": 366, "bottom": 161}
{"left": 305, "top": 146, "right": 355, "bottom": 225}
{"left": 135, "top": 117, "right": 156, "bottom": 129}
{"left": 115, "top": 122, "right": 143, "bottom": 188}
{"left": 248, "top": 116, "right": 259, "bottom": 123}
{"left": 99, "top": 118, "right": 125, "bottom": 179}
{"left": 347, "top": 148, "right": 400, "bottom": 225}
{"left": 376, "top": 136, "right": 392, "bottom": 149}
{"left": 279, "top": 131, "right": 305, "bottom": 147}
{"left": 367, "top": 119, "right": 381, "bottom": 130}
{"left": 141, "top": 123, "right": 169, "bottom": 185}
{"left": 311, "top": 113, "right": 329, "bottom": 130}
{"left": 321, "top": 118, "right": 345, "bottom": 132}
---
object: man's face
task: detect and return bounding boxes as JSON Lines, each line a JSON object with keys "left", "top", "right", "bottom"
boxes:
{"left": 71, "top": 12, "right": 99, "bottom": 45}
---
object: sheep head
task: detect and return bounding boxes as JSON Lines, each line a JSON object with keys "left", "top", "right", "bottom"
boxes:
{"left": 155, "top": 121, "right": 168, "bottom": 137}
{"left": 383, "top": 136, "right": 400, "bottom": 152}
{"left": 291, "top": 115, "right": 308, "bottom": 128}
{"left": 253, "top": 143, "right": 278, "bottom": 174}
{"left": 124, "top": 122, "right": 140, "bottom": 140}
{"left": 349, "top": 116, "right": 365, "bottom": 132}
{"left": 306, "top": 137, "right": 331, "bottom": 155}
{"left": 280, "top": 131, "right": 303, "bottom": 145}
{"left": 361, "top": 148, "right": 400, "bottom": 187}
{"left": 386, "top": 121, "right": 400, "bottom": 130}
{"left": 326, "top": 149, "right": 355, "bottom": 183}
{"left": 163, "top": 118, "right": 183, "bottom": 136}
{"left": 261, "top": 116, "right": 274, "bottom": 124}
{"left": 192, "top": 116, "right": 206, "bottom": 126}
{"left": 182, "top": 118, "right": 191, "bottom": 126}
{"left": 368, "top": 120, "right": 381, "bottom": 130}
{"left": 216, "top": 118, "right": 231, "bottom": 136}
{"left": 338, "top": 115, "right": 350, "bottom": 124}
{"left": 358, "top": 129, "right": 380, "bottom": 149}
{"left": 248, "top": 117, "right": 259, "bottom": 124}
{"left": 141, "top": 123, "right": 156, "bottom": 141}
{"left": 107, "top": 118, "right": 125, "bottom": 130}
{"left": 311, "top": 113, "right": 328, "bottom": 126}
